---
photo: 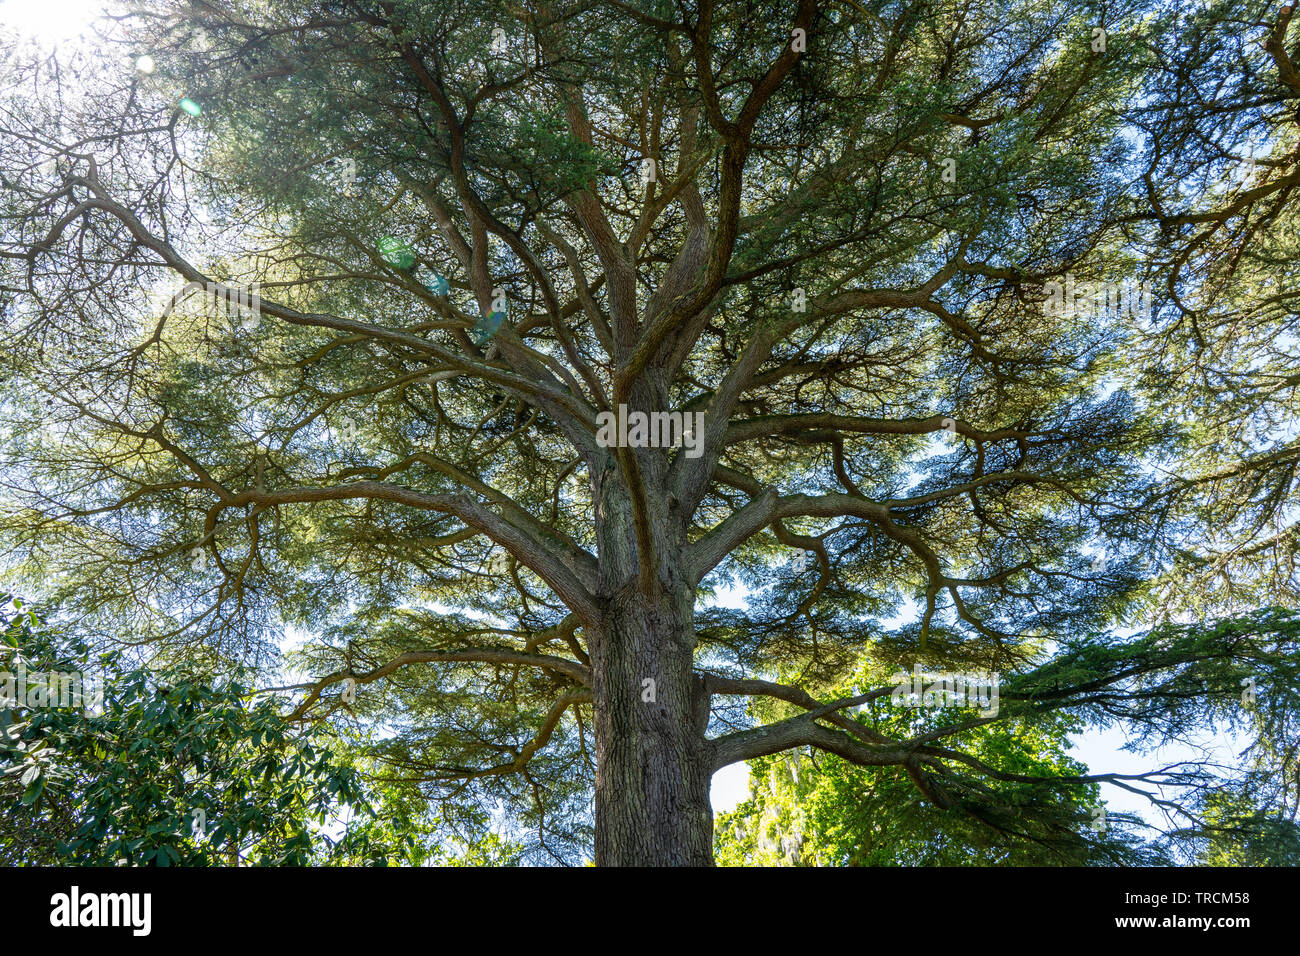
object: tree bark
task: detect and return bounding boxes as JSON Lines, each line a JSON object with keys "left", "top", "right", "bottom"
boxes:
{"left": 590, "top": 585, "right": 714, "bottom": 866}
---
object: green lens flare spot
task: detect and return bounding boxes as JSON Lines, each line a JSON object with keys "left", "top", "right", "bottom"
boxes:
{"left": 472, "top": 310, "right": 504, "bottom": 345}
{"left": 179, "top": 98, "right": 202, "bottom": 116}
{"left": 378, "top": 237, "right": 416, "bottom": 270}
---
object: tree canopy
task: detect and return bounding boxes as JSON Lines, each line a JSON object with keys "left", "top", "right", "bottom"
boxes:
{"left": 1, "top": 0, "right": 1297, "bottom": 865}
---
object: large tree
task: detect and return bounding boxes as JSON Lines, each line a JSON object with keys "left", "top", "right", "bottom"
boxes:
{"left": 1, "top": 0, "right": 1296, "bottom": 865}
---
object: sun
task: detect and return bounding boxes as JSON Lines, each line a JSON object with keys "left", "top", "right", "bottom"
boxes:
{"left": 0, "top": 0, "right": 113, "bottom": 49}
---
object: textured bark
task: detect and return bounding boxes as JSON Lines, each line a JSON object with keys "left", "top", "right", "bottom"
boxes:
{"left": 587, "top": 385, "right": 715, "bottom": 866}
{"left": 590, "top": 585, "right": 714, "bottom": 866}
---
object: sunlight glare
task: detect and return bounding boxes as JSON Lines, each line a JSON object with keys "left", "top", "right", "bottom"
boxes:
{"left": 0, "top": 0, "right": 110, "bottom": 48}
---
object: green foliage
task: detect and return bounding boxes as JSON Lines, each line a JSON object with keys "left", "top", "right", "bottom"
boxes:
{"left": 716, "top": 659, "right": 1143, "bottom": 866}
{"left": 718, "top": 609, "right": 1300, "bottom": 865}
{"left": 1175, "top": 790, "right": 1300, "bottom": 866}
{"left": 0, "top": 597, "right": 372, "bottom": 865}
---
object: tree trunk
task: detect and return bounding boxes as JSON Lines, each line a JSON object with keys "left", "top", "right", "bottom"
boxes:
{"left": 590, "top": 586, "right": 714, "bottom": 866}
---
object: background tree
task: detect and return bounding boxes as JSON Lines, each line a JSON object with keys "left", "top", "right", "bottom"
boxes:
{"left": 1181, "top": 791, "right": 1300, "bottom": 866}
{"left": 714, "top": 663, "right": 1146, "bottom": 866}
{"left": 0, "top": 597, "right": 376, "bottom": 865}
{"left": 716, "top": 609, "right": 1300, "bottom": 865}
{"left": 0, "top": 0, "right": 1296, "bottom": 865}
